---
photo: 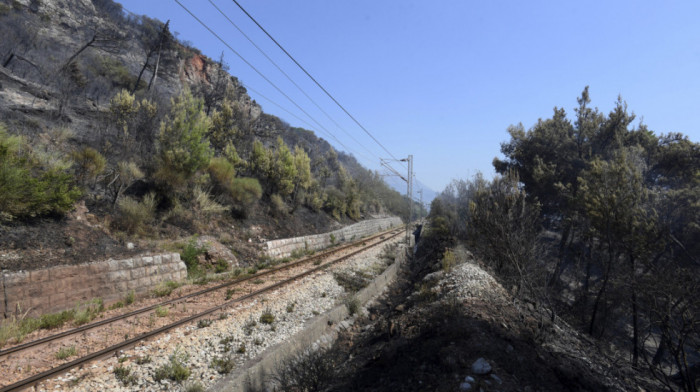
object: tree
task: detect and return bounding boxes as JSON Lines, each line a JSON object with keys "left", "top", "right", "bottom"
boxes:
{"left": 71, "top": 147, "right": 106, "bottom": 188}
{"left": 155, "top": 90, "right": 212, "bottom": 188}
{"left": 468, "top": 172, "right": 543, "bottom": 299}
{"left": 104, "top": 161, "right": 144, "bottom": 208}
{"left": 109, "top": 89, "right": 137, "bottom": 138}
{"left": 61, "top": 28, "right": 125, "bottom": 70}
{"left": 291, "top": 145, "right": 311, "bottom": 207}
{"left": 0, "top": 124, "right": 81, "bottom": 220}
{"left": 486, "top": 87, "right": 700, "bottom": 387}
{"left": 209, "top": 100, "right": 239, "bottom": 152}
{"left": 199, "top": 52, "right": 230, "bottom": 115}
{"left": 132, "top": 18, "right": 172, "bottom": 94}
{"left": 270, "top": 137, "right": 297, "bottom": 198}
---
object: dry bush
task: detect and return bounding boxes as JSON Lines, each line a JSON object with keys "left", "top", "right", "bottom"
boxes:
{"left": 114, "top": 193, "right": 156, "bottom": 235}
{"left": 270, "top": 347, "right": 338, "bottom": 392}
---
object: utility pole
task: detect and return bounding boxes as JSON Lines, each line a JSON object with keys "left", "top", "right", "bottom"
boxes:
{"left": 400, "top": 155, "right": 413, "bottom": 246}
{"left": 380, "top": 155, "right": 413, "bottom": 246}
{"left": 417, "top": 188, "right": 423, "bottom": 220}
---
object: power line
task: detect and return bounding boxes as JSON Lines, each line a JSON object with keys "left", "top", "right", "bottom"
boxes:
{"left": 241, "top": 82, "right": 377, "bottom": 165}
{"left": 229, "top": 0, "right": 407, "bottom": 169}
{"left": 173, "top": 0, "right": 370, "bottom": 164}
{"left": 207, "top": 0, "right": 381, "bottom": 163}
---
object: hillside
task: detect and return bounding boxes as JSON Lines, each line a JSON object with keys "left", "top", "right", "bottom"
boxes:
{"left": 0, "top": 0, "right": 409, "bottom": 271}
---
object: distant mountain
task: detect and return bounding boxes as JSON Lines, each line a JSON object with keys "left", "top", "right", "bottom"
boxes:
{"left": 383, "top": 176, "right": 437, "bottom": 211}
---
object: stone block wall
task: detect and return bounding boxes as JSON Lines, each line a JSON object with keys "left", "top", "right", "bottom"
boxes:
{"left": 1, "top": 253, "right": 186, "bottom": 318}
{"left": 262, "top": 217, "right": 403, "bottom": 259}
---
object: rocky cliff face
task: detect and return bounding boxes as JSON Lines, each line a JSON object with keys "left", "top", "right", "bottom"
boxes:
{"left": 0, "top": 0, "right": 261, "bottom": 125}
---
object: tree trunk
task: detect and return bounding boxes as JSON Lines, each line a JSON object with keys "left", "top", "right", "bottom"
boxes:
{"left": 2, "top": 52, "right": 14, "bottom": 68}
{"left": 632, "top": 289, "right": 639, "bottom": 367}
{"left": 549, "top": 220, "right": 574, "bottom": 288}
{"left": 147, "top": 21, "right": 169, "bottom": 93}
{"left": 630, "top": 254, "right": 639, "bottom": 367}
{"left": 131, "top": 49, "right": 153, "bottom": 94}
{"left": 62, "top": 34, "right": 97, "bottom": 69}
{"left": 589, "top": 250, "right": 615, "bottom": 336}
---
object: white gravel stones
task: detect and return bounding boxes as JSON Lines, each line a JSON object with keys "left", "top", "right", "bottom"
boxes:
{"left": 422, "top": 260, "right": 509, "bottom": 304}
{"left": 52, "top": 237, "right": 401, "bottom": 392}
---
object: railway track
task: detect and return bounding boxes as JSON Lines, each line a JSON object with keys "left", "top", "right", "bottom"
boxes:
{"left": 0, "top": 227, "right": 403, "bottom": 392}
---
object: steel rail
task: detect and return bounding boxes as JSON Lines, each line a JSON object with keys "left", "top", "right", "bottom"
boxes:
{"left": 0, "top": 230, "right": 403, "bottom": 392}
{"left": 0, "top": 226, "right": 401, "bottom": 358}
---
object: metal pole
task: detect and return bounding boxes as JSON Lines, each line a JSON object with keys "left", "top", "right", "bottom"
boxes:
{"left": 406, "top": 155, "right": 413, "bottom": 248}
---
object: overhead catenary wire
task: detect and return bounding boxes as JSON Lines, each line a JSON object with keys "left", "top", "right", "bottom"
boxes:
{"left": 241, "top": 82, "right": 377, "bottom": 165}
{"left": 207, "top": 0, "right": 382, "bottom": 163}
{"left": 229, "top": 0, "right": 408, "bottom": 170}
{"left": 173, "top": 0, "right": 373, "bottom": 165}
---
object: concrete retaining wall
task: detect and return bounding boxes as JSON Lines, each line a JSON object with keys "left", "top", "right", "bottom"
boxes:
{"left": 262, "top": 217, "right": 403, "bottom": 259}
{"left": 1, "top": 253, "right": 186, "bottom": 318}
{"left": 211, "top": 242, "right": 410, "bottom": 392}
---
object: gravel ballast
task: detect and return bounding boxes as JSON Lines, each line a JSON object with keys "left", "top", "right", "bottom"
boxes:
{"left": 40, "top": 238, "right": 402, "bottom": 392}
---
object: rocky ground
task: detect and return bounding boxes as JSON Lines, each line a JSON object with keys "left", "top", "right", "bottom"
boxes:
{"left": 32, "top": 237, "right": 401, "bottom": 391}
{"left": 0, "top": 197, "right": 345, "bottom": 272}
{"left": 312, "top": 246, "right": 661, "bottom": 392}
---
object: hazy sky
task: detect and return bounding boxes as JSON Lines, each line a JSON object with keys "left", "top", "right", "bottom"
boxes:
{"left": 117, "top": 0, "right": 700, "bottom": 192}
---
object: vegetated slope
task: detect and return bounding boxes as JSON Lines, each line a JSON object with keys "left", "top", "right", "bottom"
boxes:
{"left": 267, "top": 243, "right": 660, "bottom": 392}
{"left": 426, "top": 88, "right": 699, "bottom": 391}
{"left": 0, "top": 0, "right": 409, "bottom": 271}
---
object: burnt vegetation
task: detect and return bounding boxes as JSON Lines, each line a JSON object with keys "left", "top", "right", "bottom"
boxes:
{"left": 0, "top": 0, "right": 410, "bottom": 262}
{"left": 425, "top": 87, "right": 699, "bottom": 391}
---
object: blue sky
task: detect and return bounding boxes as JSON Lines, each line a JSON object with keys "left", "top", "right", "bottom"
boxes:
{"left": 117, "top": 0, "right": 700, "bottom": 192}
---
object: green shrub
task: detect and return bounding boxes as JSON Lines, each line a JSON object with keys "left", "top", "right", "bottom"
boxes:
{"left": 208, "top": 157, "right": 235, "bottom": 188}
{"left": 155, "top": 306, "right": 169, "bottom": 317}
{"left": 99, "top": 58, "right": 138, "bottom": 90}
{"left": 333, "top": 270, "right": 371, "bottom": 293}
{"left": 72, "top": 298, "right": 104, "bottom": 326}
{"left": 70, "top": 146, "right": 106, "bottom": 186}
{"left": 153, "top": 348, "right": 190, "bottom": 383}
{"left": 110, "top": 301, "right": 125, "bottom": 310}
{"left": 323, "top": 187, "right": 346, "bottom": 220}
{"left": 210, "top": 355, "right": 235, "bottom": 374}
{"left": 345, "top": 296, "right": 360, "bottom": 316}
{"left": 39, "top": 310, "right": 75, "bottom": 329}
{"left": 259, "top": 309, "right": 275, "bottom": 324}
{"left": 55, "top": 345, "right": 77, "bottom": 360}
{"left": 114, "top": 365, "right": 136, "bottom": 386}
{"left": 114, "top": 193, "right": 157, "bottom": 235}
{"left": 125, "top": 290, "right": 135, "bottom": 305}
{"left": 0, "top": 315, "right": 40, "bottom": 347}
{"left": 215, "top": 258, "right": 229, "bottom": 273}
{"left": 0, "top": 124, "right": 81, "bottom": 221}
{"left": 228, "top": 177, "right": 262, "bottom": 215}
{"left": 197, "top": 319, "right": 212, "bottom": 328}
{"left": 440, "top": 249, "right": 457, "bottom": 272}
{"left": 153, "top": 281, "right": 181, "bottom": 297}
{"left": 270, "top": 193, "right": 288, "bottom": 215}
{"left": 180, "top": 239, "right": 207, "bottom": 276}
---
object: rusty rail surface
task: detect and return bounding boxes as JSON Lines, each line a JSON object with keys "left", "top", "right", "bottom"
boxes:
{"left": 0, "top": 228, "right": 403, "bottom": 392}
